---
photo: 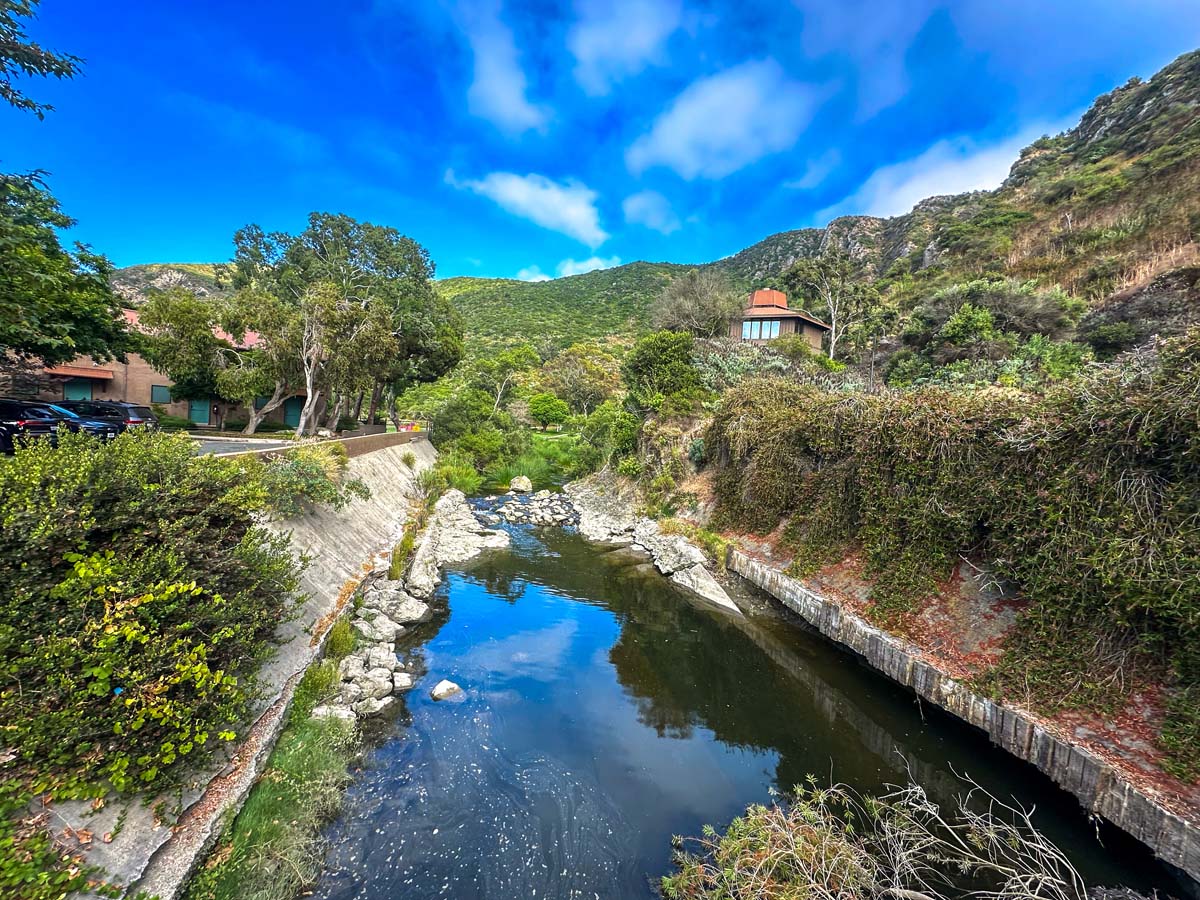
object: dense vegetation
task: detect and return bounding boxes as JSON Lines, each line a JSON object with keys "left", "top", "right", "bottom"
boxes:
{"left": 0, "top": 433, "right": 367, "bottom": 897}
{"left": 705, "top": 331, "right": 1200, "bottom": 779}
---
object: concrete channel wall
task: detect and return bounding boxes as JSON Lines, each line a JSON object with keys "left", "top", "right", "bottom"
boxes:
{"left": 63, "top": 436, "right": 438, "bottom": 900}
{"left": 727, "top": 549, "right": 1200, "bottom": 887}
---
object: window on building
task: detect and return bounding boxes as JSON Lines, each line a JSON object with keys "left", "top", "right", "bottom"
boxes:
{"left": 151, "top": 385, "right": 171, "bottom": 404}
{"left": 766, "top": 320, "right": 780, "bottom": 339}
{"left": 741, "top": 320, "right": 752, "bottom": 340}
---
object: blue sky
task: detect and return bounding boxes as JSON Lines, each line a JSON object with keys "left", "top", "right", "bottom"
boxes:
{"left": 4, "top": 1, "right": 1199, "bottom": 279}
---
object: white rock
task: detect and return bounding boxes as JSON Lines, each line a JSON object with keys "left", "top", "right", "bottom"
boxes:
{"left": 669, "top": 565, "right": 741, "bottom": 615}
{"left": 338, "top": 655, "right": 367, "bottom": 682}
{"left": 380, "top": 591, "right": 432, "bottom": 625}
{"left": 510, "top": 475, "right": 532, "bottom": 492}
{"left": 393, "top": 671, "right": 414, "bottom": 691}
{"left": 357, "top": 666, "right": 395, "bottom": 699}
{"left": 339, "top": 681, "right": 364, "bottom": 704}
{"left": 310, "top": 705, "right": 356, "bottom": 725}
{"left": 367, "top": 645, "right": 398, "bottom": 671}
{"left": 431, "top": 679, "right": 462, "bottom": 701}
{"left": 353, "top": 696, "right": 394, "bottom": 717}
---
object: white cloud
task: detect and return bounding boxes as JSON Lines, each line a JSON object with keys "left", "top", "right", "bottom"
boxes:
{"left": 784, "top": 149, "right": 841, "bottom": 190}
{"left": 517, "top": 265, "right": 552, "bottom": 281}
{"left": 516, "top": 255, "right": 622, "bottom": 281}
{"left": 793, "top": 0, "right": 939, "bottom": 118}
{"left": 568, "top": 0, "right": 682, "bottom": 95}
{"left": 626, "top": 59, "right": 821, "bottom": 179}
{"left": 447, "top": 169, "right": 608, "bottom": 246}
{"left": 457, "top": 0, "right": 548, "bottom": 134}
{"left": 556, "top": 255, "right": 621, "bottom": 276}
{"left": 622, "top": 190, "right": 681, "bottom": 234}
{"left": 817, "top": 124, "right": 1065, "bottom": 220}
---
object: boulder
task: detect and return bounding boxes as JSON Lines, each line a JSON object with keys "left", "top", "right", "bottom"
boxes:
{"left": 310, "top": 705, "right": 356, "bottom": 726}
{"left": 353, "top": 615, "right": 402, "bottom": 643}
{"left": 379, "top": 591, "right": 432, "bottom": 625}
{"left": 366, "top": 644, "right": 398, "bottom": 671}
{"left": 353, "top": 696, "right": 394, "bottom": 717}
{"left": 510, "top": 475, "right": 533, "bottom": 492}
{"left": 669, "top": 565, "right": 741, "bottom": 615}
{"left": 407, "top": 490, "right": 510, "bottom": 598}
{"left": 431, "top": 679, "right": 462, "bottom": 701}
{"left": 338, "top": 655, "right": 367, "bottom": 682}
{"left": 357, "top": 666, "right": 395, "bottom": 700}
{"left": 393, "top": 671, "right": 414, "bottom": 691}
{"left": 338, "top": 681, "right": 364, "bottom": 704}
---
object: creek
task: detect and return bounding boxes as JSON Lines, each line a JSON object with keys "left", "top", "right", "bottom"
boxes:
{"left": 309, "top": 519, "right": 1170, "bottom": 899}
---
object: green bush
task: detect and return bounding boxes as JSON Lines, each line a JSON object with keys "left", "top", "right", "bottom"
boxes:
{"left": 622, "top": 330, "right": 707, "bottom": 412}
{"left": 0, "top": 433, "right": 302, "bottom": 797}
{"left": 257, "top": 443, "right": 371, "bottom": 518}
{"left": 616, "top": 456, "right": 643, "bottom": 479}
{"left": 708, "top": 332, "right": 1200, "bottom": 777}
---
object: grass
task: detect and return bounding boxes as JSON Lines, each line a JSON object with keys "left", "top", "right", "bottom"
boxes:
{"left": 183, "top": 615, "right": 360, "bottom": 900}
{"left": 658, "top": 518, "right": 732, "bottom": 571}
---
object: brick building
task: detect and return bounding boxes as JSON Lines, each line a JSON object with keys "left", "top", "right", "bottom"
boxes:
{"left": 37, "top": 309, "right": 304, "bottom": 428}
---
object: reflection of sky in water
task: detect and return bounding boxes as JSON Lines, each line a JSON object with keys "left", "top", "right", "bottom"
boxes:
{"left": 311, "top": 527, "right": 1167, "bottom": 900}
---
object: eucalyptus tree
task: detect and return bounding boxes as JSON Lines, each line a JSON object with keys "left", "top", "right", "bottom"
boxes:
{"left": 227, "top": 214, "right": 462, "bottom": 434}
{"left": 782, "top": 251, "right": 879, "bottom": 360}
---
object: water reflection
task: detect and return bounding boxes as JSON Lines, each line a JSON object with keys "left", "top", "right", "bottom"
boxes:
{"left": 311, "top": 526, "right": 1167, "bottom": 900}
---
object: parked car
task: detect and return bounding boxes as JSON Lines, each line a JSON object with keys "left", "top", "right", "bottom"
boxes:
{"left": 0, "top": 398, "right": 61, "bottom": 454}
{"left": 57, "top": 399, "right": 159, "bottom": 432}
{"left": 43, "top": 404, "right": 121, "bottom": 441}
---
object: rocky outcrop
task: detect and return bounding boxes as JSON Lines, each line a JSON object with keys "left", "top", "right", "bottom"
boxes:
{"left": 562, "top": 476, "right": 742, "bottom": 616}
{"left": 407, "top": 489, "right": 510, "bottom": 598}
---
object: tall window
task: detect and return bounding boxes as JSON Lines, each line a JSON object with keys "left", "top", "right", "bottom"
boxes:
{"left": 767, "top": 320, "right": 780, "bottom": 339}
{"left": 742, "top": 320, "right": 752, "bottom": 339}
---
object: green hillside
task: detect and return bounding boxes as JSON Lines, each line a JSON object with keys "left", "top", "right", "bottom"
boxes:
{"left": 437, "top": 260, "right": 686, "bottom": 348}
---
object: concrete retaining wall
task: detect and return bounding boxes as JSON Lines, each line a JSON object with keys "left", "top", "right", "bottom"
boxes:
{"left": 727, "top": 549, "right": 1200, "bottom": 886}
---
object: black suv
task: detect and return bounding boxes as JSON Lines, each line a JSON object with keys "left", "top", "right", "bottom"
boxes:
{"left": 0, "top": 399, "right": 62, "bottom": 454}
{"left": 43, "top": 404, "right": 121, "bottom": 441}
{"left": 57, "top": 400, "right": 159, "bottom": 432}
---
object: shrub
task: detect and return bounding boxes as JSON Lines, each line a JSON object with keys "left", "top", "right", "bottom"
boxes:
{"left": 401, "top": 449, "right": 417, "bottom": 469}
{"left": 0, "top": 433, "right": 302, "bottom": 797}
{"left": 622, "top": 330, "right": 706, "bottom": 412}
{"left": 257, "top": 443, "right": 371, "bottom": 518}
{"left": 616, "top": 456, "right": 643, "bottom": 479}
{"left": 664, "top": 779, "right": 1090, "bottom": 900}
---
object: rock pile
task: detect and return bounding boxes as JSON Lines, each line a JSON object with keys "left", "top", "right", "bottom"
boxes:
{"left": 311, "top": 580, "right": 433, "bottom": 723}
{"left": 489, "top": 489, "right": 580, "bottom": 527}
{"left": 311, "top": 490, "right": 509, "bottom": 724}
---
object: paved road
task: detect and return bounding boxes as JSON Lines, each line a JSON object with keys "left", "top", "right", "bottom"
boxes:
{"left": 192, "top": 438, "right": 293, "bottom": 455}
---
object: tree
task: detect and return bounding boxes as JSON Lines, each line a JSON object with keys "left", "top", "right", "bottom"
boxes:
{"left": 1, "top": 0, "right": 82, "bottom": 119}
{"left": 469, "top": 344, "right": 540, "bottom": 413}
{"left": 621, "top": 330, "right": 702, "bottom": 410}
{"left": 229, "top": 214, "right": 462, "bottom": 435}
{"left": 216, "top": 288, "right": 302, "bottom": 434}
{"left": 540, "top": 341, "right": 620, "bottom": 414}
{"left": 651, "top": 269, "right": 742, "bottom": 338}
{"left": 782, "top": 251, "right": 878, "bottom": 359}
{"left": 527, "top": 392, "right": 569, "bottom": 430}
{"left": 0, "top": 172, "right": 128, "bottom": 369}
{"left": 137, "top": 287, "right": 230, "bottom": 403}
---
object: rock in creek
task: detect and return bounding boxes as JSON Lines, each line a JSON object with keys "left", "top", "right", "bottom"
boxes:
{"left": 510, "top": 475, "right": 533, "bottom": 492}
{"left": 358, "top": 667, "right": 395, "bottom": 700}
{"left": 393, "top": 671, "right": 414, "bottom": 691}
{"left": 353, "top": 696, "right": 394, "bottom": 717}
{"left": 431, "top": 679, "right": 463, "bottom": 701}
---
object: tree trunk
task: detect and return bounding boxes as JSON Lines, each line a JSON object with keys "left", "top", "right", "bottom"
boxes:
{"left": 243, "top": 381, "right": 289, "bottom": 435}
{"left": 351, "top": 389, "right": 365, "bottom": 422}
{"left": 298, "top": 387, "right": 323, "bottom": 436}
{"left": 325, "top": 394, "right": 347, "bottom": 432}
{"left": 367, "top": 380, "right": 384, "bottom": 424}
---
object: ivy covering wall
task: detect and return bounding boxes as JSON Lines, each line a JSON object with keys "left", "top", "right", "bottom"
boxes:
{"left": 707, "top": 330, "right": 1200, "bottom": 780}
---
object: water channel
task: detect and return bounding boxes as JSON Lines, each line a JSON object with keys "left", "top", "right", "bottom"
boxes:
{"left": 311, "top": 520, "right": 1172, "bottom": 899}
